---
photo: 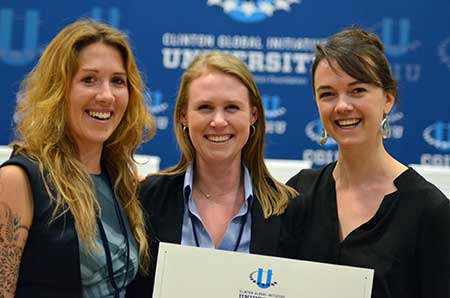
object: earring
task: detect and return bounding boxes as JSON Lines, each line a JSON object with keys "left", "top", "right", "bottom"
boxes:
{"left": 250, "top": 125, "right": 256, "bottom": 137}
{"left": 380, "top": 117, "right": 391, "bottom": 139}
{"left": 182, "top": 125, "right": 189, "bottom": 134}
{"left": 319, "top": 128, "right": 328, "bottom": 146}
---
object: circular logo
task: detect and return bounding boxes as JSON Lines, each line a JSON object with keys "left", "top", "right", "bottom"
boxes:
{"left": 207, "top": 0, "right": 301, "bottom": 23}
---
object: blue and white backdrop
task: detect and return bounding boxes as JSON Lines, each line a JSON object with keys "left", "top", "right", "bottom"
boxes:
{"left": 1, "top": 0, "right": 449, "bottom": 169}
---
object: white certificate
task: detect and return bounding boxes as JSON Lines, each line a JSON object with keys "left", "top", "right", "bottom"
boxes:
{"left": 153, "top": 242, "right": 373, "bottom": 298}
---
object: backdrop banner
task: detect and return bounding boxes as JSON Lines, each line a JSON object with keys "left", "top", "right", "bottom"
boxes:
{"left": 1, "top": 0, "right": 449, "bottom": 169}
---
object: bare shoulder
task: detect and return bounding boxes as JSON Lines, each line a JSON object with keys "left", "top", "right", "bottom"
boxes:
{"left": 0, "top": 165, "right": 33, "bottom": 297}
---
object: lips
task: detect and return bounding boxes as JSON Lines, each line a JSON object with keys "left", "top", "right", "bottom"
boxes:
{"left": 87, "top": 110, "right": 112, "bottom": 120}
{"left": 205, "top": 134, "right": 232, "bottom": 143}
{"left": 336, "top": 118, "right": 361, "bottom": 128}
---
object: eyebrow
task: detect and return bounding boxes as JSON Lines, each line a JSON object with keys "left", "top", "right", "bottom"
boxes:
{"left": 79, "top": 67, "right": 127, "bottom": 76}
{"left": 316, "top": 80, "right": 363, "bottom": 92}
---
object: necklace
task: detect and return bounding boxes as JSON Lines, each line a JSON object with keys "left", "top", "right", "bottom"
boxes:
{"left": 196, "top": 188, "right": 234, "bottom": 199}
{"left": 196, "top": 183, "right": 241, "bottom": 200}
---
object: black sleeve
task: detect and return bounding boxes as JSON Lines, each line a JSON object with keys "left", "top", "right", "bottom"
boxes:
{"left": 279, "top": 195, "right": 305, "bottom": 259}
{"left": 418, "top": 198, "right": 450, "bottom": 298}
{"left": 286, "top": 168, "right": 319, "bottom": 195}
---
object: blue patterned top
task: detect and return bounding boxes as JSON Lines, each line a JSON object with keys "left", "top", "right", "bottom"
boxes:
{"left": 78, "top": 172, "right": 138, "bottom": 298}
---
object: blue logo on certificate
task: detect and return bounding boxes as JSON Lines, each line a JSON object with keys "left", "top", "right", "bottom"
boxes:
{"left": 249, "top": 268, "right": 278, "bottom": 289}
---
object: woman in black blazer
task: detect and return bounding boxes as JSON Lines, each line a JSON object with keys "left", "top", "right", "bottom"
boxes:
{"left": 127, "top": 51, "right": 299, "bottom": 297}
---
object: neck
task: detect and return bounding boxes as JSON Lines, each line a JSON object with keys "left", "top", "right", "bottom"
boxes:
{"left": 334, "top": 142, "right": 406, "bottom": 188}
{"left": 78, "top": 145, "right": 103, "bottom": 174}
{"left": 193, "top": 157, "right": 243, "bottom": 204}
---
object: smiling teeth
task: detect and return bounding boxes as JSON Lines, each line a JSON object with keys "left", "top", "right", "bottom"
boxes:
{"left": 208, "top": 135, "right": 230, "bottom": 142}
{"left": 338, "top": 119, "right": 359, "bottom": 126}
{"left": 89, "top": 111, "right": 111, "bottom": 120}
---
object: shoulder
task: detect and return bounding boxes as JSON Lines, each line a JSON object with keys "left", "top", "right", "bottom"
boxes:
{"left": 0, "top": 164, "right": 34, "bottom": 227}
{"left": 2, "top": 152, "right": 40, "bottom": 180}
{"left": 138, "top": 172, "right": 185, "bottom": 207}
{"left": 397, "top": 168, "right": 448, "bottom": 208}
{"left": 140, "top": 172, "right": 185, "bottom": 193}
{"left": 286, "top": 163, "right": 333, "bottom": 194}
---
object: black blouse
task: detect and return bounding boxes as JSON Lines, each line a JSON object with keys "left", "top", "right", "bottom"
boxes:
{"left": 286, "top": 162, "right": 450, "bottom": 298}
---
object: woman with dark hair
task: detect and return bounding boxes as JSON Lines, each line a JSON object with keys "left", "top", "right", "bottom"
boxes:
{"left": 0, "top": 19, "right": 155, "bottom": 298}
{"left": 286, "top": 28, "right": 450, "bottom": 297}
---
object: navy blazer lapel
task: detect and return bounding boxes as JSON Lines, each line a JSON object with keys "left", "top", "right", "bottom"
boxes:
{"left": 250, "top": 198, "right": 281, "bottom": 256}
{"left": 156, "top": 178, "right": 185, "bottom": 244}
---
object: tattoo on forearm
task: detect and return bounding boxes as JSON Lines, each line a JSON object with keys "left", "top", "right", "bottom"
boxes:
{"left": 0, "top": 202, "right": 29, "bottom": 297}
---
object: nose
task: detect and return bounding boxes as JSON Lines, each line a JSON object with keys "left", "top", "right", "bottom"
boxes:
{"left": 334, "top": 95, "right": 353, "bottom": 113}
{"left": 95, "top": 81, "right": 114, "bottom": 104}
{"left": 210, "top": 109, "right": 228, "bottom": 127}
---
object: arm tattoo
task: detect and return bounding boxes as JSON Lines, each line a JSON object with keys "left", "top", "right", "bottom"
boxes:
{"left": 0, "top": 201, "right": 29, "bottom": 298}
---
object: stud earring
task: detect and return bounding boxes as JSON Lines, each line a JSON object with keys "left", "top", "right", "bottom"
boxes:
{"left": 319, "top": 128, "right": 328, "bottom": 146}
{"left": 380, "top": 117, "right": 391, "bottom": 139}
{"left": 182, "top": 125, "right": 189, "bottom": 134}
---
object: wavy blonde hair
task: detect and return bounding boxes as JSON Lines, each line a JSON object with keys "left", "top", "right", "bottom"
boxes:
{"left": 12, "top": 19, "right": 155, "bottom": 272}
{"left": 161, "top": 51, "right": 298, "bottom": 218}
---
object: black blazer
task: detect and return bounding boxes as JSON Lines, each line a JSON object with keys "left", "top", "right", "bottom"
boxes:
{"left": 127, "top": 172, "right": 297, "bottom": 297}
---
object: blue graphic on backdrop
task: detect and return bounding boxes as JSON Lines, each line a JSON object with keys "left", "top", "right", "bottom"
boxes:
{"left": 438, "top": 37, "right": 450, "bottom": 70}
{"left": 369, "top": 17, "right": 421, "bottom": 82}
{"left": 305, "top": 118, "right": 337, "bottom": 148}
{"left": 207, "top": 0, "right": 301, "bottom": 23}
{"left": 146, "top": 90, "right": 170, "bottom": 130}
{"left": 263, "top": 94, "right": 286, "bottom": 119}
{"left": 0, "top": 7, "right": 120, "bottom": 67}
{"left": 387, "top": 106, "right": 404, "bottom": 140}
{"left": 262, "top": 94, "right": 287, "bottom": 135}
{"left": 249, "top": 268, "right": 277, "bottom": 289}
{"left": 379, "top": 18, "right": 420, "bottom": 58}
{"left": 90, "top": 6, "right": 120, "bottom": 28}
{"left": 423, "top": 121, "right": 450, "bottom": 152}
{"left": 0, "top": 9, "right": 41, "bottom": 66}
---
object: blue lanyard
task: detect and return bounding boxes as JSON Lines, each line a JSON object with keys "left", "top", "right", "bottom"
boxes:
{"left": 188, "top": 202, "right": 250, "bottom": 251}
{"left": 96, "top": 195, "right": 130, "bottom": 298}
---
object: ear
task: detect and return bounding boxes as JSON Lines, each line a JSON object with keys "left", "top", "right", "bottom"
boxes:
{"left": 383, "top": 92, "right": 395, "bottom": 115}
{"left": 250, "top": 106, "right": 258, "bottom": 125}
{"left": 180, "top": 112, "right": 188, "bottom": 127}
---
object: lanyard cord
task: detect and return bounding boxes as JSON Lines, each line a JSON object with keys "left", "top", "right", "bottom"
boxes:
{"left": 188, "top": 203, "right": 250, "bottom": 252}
{"left": 96, "top": 194, "right": 130, "bottom": 298}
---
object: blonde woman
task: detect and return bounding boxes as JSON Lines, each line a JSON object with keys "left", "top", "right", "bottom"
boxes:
{"left": 126, "top": 51, "right": 299, "bottom": 297}
{"left": 0, "top": 19, "right": 155, "bottom": 298}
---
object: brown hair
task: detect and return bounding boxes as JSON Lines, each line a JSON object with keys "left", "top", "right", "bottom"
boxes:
{"left": 312, "top": 28, "right": 398, "bottom": 101}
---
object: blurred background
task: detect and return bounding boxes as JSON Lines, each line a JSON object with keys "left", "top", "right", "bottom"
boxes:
{"left": 1, "top": 0, "right": 449, "bottom": 171}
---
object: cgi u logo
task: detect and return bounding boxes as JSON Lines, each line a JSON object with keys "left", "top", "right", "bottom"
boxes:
{"left": 91, "top": 6, "right": 120, "bottom": 27}
{"left": 262, "top": 95, "right": 286, "bottom": 119}
{"left": 145, "top": 90, "right": 169, "bottom": 115}
{"left": 381, "top": 18, "right": 413, "bottom": 57}
{"left": 305, "top": 119, "right": 337, "bottom": 147}
{"left": 423, "top": 121, "right": 450, "bottom": 152}
{"left": 0, "top": 9, "right": 40, "bottom": 66}
{"left": 256, "top": 268, "right": 273, "bottom": 289}
{"left": 249, "top": 267, "right": 277, "bottom": 289}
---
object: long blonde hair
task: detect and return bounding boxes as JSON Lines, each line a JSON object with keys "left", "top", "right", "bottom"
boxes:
{"left": 13, "top": 19, "right": 155, "bottom": 272}
{"left": 161, "top": 51, "right": 297, "bottom": 218}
